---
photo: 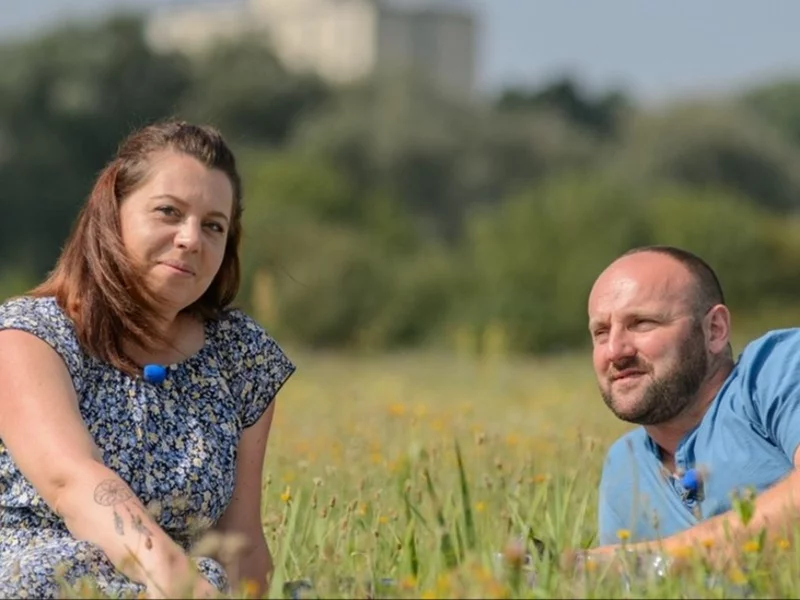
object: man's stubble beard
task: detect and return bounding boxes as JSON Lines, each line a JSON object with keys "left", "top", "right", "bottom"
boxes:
{"left": 601, "top": 321, "right": 709, "bottom": 426}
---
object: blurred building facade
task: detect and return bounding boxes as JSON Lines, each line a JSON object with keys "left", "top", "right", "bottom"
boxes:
{"left": 146, "top": 0, "right": 478, "bottom": 99}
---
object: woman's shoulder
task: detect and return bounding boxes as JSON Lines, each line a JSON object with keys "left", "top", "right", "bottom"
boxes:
{"left": 209, "top": 307, "right": 296, "bottom": 427}
{"left": 211, "top": 307, "right": 289, "bottom": 359}
{"left": 214, "top": 307, "right": 270, "bottom": 338}
{"left": 0, "top": 295, "right": 85, "bottom": 388}
{"left": 0, "top": 295, "right": 74, "bottom": 333}
{"left": 209, "top": 307, "right": 295, "bottom": 373}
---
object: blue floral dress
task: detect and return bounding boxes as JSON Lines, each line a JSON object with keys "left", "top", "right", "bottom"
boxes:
{"left": 0, "top": 296, "right": 295, "bottom": 598}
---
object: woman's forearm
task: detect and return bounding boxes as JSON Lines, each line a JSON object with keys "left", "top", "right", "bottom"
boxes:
{"left": 53, "top": 460, "right": 201, "bottom": 596}
{"left": 229, "top": 542, "right": 272, "bottom": 598}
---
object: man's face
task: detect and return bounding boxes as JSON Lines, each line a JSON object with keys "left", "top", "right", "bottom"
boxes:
{"left": 587, "top": 254, "right": 710, "bottom": 426}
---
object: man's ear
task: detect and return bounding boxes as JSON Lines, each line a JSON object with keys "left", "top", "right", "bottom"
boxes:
{"left": 705, "top": 304, "right": 731, "bottom": 355}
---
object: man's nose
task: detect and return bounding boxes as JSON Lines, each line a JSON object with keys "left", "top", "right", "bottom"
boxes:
{"left": 606, "top": 327, "right": 636, "bottom": 362}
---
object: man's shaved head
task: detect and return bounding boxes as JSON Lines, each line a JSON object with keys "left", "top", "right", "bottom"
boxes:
{"left": 620, "top": 245, "right": 726, "bottom": 318}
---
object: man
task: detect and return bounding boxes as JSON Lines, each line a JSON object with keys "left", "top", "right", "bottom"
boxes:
{"left": 586, "top": 245, "right": 800, "bottom": 564}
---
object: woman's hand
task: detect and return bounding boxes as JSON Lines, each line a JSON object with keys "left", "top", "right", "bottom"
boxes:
{"left": 143, "top": 570, "right": 221, "bottom": 599}
{"left": 191, "top": 577, "right": 222, "bottom": 600}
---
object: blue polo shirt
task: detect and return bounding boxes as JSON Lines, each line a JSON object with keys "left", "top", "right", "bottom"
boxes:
{"left": 597, "top": 328, "right": 800, "bottom": 546}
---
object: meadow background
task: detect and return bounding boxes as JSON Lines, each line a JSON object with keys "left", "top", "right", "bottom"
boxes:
{"left": 4, "top": 3, "right": 800, "bottom": 597}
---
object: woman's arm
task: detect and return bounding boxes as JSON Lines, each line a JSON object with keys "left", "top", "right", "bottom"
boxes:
{"left": 0, "top": 330, "right": 215, "bottom": 598}
{"left": 211, "top": 402, "right": 277, "bottom": 597}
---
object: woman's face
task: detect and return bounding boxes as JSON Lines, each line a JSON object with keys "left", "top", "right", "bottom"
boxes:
{"left": 119, "top": 150, "right": 234, "bottom": 317}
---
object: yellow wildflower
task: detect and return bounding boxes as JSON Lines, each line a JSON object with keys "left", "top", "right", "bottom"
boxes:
{"left": 742, "top": 539, "right": 760, "bottom": 554}
{"left": 728, "top": 567, "right": 748, "bottom": 586}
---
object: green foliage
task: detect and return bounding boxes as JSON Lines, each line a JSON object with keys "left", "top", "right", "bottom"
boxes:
{"left": 236, "top": 148, "right": 456, "bottom": 350}
{"left": 496, "top": 76, "right": 631, "bottom": 139}
{"left": 289, "top": 75, "right": 602, "bottom": 242}
{"left": 240, "top": 150, "right": 359, "bottom": 222}
{"left": 455, "top": 173, "right": 650, "bottom": 353}
{"left": 643, "top": 185, "right": 794, "bottom": 309}
{"left": 0, "top": 264, "right": 37, "bottom": 303}
{"left": 4, "top": 12, "right": 800, "bottom": 355}
{"left": 0, "top": 13, "right": 192, "bottom": 274}
{"left": 740, "top": 79, "right": 800, "bottom": 147}
{"left": 179, "top": 35, "right": 330, "bottom": 146}
{"left": 608, "top": 101, "right": 800, "bottom": 213}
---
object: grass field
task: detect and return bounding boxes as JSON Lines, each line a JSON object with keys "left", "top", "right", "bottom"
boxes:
{"left": 257, "top": 349, "right": 612, "bottom": 599}
{"left": 58, "top": 341, "right": 800, "bottom": 598}
{"left": 238, "top": 348, "right": 800, "bottom": 599}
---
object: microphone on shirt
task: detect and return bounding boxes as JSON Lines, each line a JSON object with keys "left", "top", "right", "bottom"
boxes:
{"left": 681, "top": 468, "right": 701, "bottom": 499}
{"left": 143, "top": 364, "right": 167, "bottom": 385}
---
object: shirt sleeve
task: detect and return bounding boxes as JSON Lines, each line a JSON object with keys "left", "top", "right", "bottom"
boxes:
{"left": 0, "top": 297, "right": 85, "bottom": 394}
{"left": 240, "top": 326, "right": 296, "bottom": 428}
{"left": 740, "top": 328, "right": 800, "bottom": 463}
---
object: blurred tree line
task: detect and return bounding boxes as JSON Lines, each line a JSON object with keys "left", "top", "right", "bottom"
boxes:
{"left": 2, "top": 14, "right": 800, "bottom": 356}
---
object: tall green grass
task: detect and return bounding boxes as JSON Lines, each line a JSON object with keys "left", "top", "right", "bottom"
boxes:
{"left": 44, "top": 349, "right": 800, "bottom": 597}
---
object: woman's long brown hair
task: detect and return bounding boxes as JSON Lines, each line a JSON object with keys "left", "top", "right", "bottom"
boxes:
{"left": 31, "top": 120, "right": 244, "bottom": 376}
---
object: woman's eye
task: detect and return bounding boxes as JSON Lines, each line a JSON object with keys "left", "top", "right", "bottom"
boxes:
{"left": 157, "top": 206, "right": 180, "bottom": 217}
{"left": 204, "top": 222, "right": 225, "bottom": 234}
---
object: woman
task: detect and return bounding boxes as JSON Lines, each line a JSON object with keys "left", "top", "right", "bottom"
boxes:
{"left": 0, "top": 120, "right": 295, "bottom": 598}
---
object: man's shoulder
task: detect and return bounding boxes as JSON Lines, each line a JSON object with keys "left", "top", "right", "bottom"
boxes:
{"left": 602, "top": 427, "right": 649, "bottom": 471}
{"left": 733, "top": 328, "right": 800, "bottom": 392}
{"left": 738, "top": 328, "right": 800, "bottom": 365}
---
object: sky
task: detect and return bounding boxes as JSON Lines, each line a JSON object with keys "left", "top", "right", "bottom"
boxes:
{"left": 2, "top": 0, "right": 800, "bottom": 105}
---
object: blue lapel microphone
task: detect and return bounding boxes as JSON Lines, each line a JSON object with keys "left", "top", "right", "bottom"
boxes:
{"left": 143, "top": 364, "right": 167, "bottom": 385}
{"left": 680, "top": 468, "right": 702, "bottom": 500}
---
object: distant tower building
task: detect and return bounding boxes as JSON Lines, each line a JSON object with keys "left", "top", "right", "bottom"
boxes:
{"left": 146, "top": 0, "right": 478, "bottom": 99}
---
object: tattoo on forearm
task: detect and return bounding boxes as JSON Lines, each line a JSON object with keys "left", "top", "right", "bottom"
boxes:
{"left": 95, "top": 480, "right": 152, "bottom": 549}
{"left": 113, "top": 510, "right": 125, "bottom": 535}
{"left": 111, "top": 505, "right": 154, "bottom": 551}
{"left": 94, "top": 479, "right": 134, "bottom": 506}
{"left": 131, "top": 512, "right": 154, "bottom": 550}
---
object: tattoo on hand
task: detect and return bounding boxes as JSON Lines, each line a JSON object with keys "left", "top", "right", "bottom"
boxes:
{"left": 94, "top": 479, "right": 133, "bottom": 506}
